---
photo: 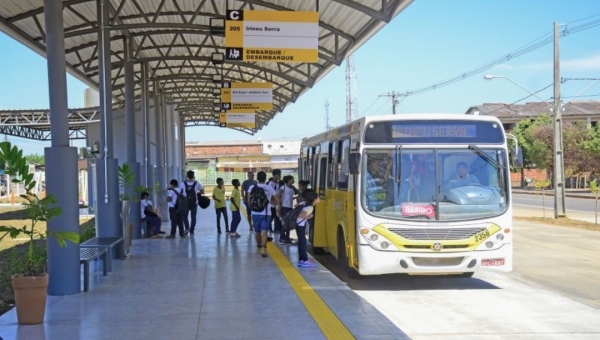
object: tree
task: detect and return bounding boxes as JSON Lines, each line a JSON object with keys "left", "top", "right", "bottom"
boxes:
{"left": 25, "top": 154, "right": 45, "bottom": 165}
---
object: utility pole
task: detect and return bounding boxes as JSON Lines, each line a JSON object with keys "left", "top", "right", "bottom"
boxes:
{"left": 553, "top": 21, "right": 566, "bottom": 218}
{"left": 380, "top": 91, "right": 400, "bottom": 114}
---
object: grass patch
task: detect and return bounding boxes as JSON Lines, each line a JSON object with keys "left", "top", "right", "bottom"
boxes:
{"left": 0, "top": 206, "right": 95, "bottom": 316}
{"left": 514, "top": 216, "right": 600, "bottom": 231}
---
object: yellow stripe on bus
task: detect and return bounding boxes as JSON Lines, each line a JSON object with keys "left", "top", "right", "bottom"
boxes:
{"left": 240, "top": 205, "right": 355, "bottom": 340}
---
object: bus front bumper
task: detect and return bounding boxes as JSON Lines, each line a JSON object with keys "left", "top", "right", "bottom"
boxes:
{"left": 357, "top": 244, "right": 513, "bottom": 276}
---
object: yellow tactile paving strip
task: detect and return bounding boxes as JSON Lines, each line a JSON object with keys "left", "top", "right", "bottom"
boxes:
{"left": 240, "top": 205, "right": 356, "bottom": 340}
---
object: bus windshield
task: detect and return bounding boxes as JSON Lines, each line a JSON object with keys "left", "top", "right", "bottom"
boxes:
{"left": 362, "top": 148, "right": 508, "bottom": 222}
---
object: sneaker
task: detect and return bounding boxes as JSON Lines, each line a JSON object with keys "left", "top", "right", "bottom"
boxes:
{"left": 157, "top": 231, "right": 166, "bottom": 234}
{"left": 151, "top": 235, "right": 163, "bottom": 239}
{"left": 184, "top": 229, "right": 190, "bottom": 235}
{"left": 180, "top": 235, "right": 186, "bottom": 238}
{"left": 230, "top": 233, "right": 241, "bottom": 238}
{"left": 297, "top": 260, "right": 318, "bottom": 268}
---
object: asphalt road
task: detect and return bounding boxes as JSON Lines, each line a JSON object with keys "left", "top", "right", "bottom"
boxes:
{"left": 310, "top": 207, "right": 600, "bottom": 339}
{"left": 513, "top": 193, "right": 599, "bottom": 215}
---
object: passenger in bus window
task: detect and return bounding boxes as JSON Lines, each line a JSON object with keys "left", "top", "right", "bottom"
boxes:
{"left": 445, "top": 162, "right": 480, "bottom": 189}
{"left": 365, "top": 159, "right": 387, "bottom": 211}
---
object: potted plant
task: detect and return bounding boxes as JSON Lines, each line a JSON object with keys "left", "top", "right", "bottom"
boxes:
{"left": 117, "top": 164, "right": 156, "bottom": 244}
{"left": 0, "top": 142, "right": 79, "bottom": 325}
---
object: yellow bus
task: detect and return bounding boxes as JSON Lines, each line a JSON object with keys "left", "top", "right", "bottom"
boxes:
{"left": 298, "top": 114, "right": 522, "bottom": 278}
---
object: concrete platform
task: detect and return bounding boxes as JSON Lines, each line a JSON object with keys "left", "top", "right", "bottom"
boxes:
{"left": 0, "top": 202, "right": 409, "bottom": 340}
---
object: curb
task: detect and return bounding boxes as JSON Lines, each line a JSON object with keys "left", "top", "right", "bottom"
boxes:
{"left": 513, "top": 190, "right": 597, "bottom": 200}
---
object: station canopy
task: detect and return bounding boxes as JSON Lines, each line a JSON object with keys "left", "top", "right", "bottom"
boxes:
{"left": 0, "top": 0, "right": 412, "bottom": 139}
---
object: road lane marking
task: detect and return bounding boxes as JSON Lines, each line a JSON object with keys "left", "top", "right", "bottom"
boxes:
{"left": 514, "top": 204, "right": 593, "bottom": 214}
{"left": 240, "top": 205, "right": 356, "bottom": 340}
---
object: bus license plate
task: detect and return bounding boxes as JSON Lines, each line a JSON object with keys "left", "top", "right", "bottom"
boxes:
{"left": 481, "top": 258, "right": 504, "bottom": 266}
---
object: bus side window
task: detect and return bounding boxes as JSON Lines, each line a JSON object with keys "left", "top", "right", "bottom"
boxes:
{"left": 337, "top": 139, "right": 350, "bottom": 190}
{"left": 319, "top": 157, "right": 327, "bottom": 196}
{"left": 327, "top": 142, "right": 337, "bottom": 189}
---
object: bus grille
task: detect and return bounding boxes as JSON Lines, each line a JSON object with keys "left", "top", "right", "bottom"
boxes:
{"left": 412, "top": 257, "right": 464, "bottom": 267}
{"left": 388, "top": 227, "right": 486, "bottom": 241}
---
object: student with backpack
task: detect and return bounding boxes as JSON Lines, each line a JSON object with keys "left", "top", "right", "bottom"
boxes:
{"left": 248, "top": 171, "right": 278, "bottom": 257}
{"left": 294, "top": 191, "right": 320, "bottom": 268}
{"left": 279, "top": 175, "right": 296, "bottom": 244}
{"left": 180, "top": 170, "right": 204, "bottom": 235}
{"left": 166, "top": 179, "right": 186, "bottom": 239}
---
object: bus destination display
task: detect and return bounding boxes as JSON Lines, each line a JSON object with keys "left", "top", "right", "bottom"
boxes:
{"left": 392, "top": 124, "right": 476, "bottom": 138}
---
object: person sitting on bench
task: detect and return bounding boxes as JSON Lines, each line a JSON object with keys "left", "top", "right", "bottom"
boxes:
{"left": 141, "top": 191, "right": 163, "bottom": 238}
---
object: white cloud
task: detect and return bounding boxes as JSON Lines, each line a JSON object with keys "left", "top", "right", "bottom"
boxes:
{"left": 520, "top": 54, "right": 600, "bottom": 71}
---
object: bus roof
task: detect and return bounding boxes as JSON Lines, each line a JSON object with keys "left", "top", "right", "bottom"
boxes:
{"left": 301, "top": 114, "right": 503, "bottom": 147}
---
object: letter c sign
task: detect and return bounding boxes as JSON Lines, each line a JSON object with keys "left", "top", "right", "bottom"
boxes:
{"left": 227, "top": 10, "right": 243, "bottom": 21}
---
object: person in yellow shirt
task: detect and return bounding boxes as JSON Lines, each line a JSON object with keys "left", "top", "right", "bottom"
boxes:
{"left": 212, "top": 177, "right": 229, "bottom": 234}
{"left": 229, "top": 179, "right": 242, "bottom": 238}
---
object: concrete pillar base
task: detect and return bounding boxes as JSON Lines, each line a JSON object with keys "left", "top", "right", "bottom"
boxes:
{"left": 95, "top": 158, "right": 122, "bottom": 259}
{"left": 45, "top": 146, "right": 80, "bottom": 296}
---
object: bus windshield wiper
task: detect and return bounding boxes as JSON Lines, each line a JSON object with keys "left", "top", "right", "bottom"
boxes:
{"left": 468, "top": 145, "right": 505, "bottom": 170}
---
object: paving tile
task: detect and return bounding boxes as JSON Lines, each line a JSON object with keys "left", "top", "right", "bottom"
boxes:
{"left": 0, "top": 204, "right": 409, "bottom": 340}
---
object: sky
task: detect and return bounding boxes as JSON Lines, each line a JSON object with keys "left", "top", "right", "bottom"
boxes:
{"left": 0, "top": 0, "right": 599, "bottom": 155}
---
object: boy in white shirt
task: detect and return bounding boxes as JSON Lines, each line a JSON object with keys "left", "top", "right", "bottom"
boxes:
{"left": 140, "top": 192, "right": 162, "bottom": 239}
{"left": 166, "top": 179, "right": 186, "bottom": 238}
{"left": 248, "top": 171, "right": 279, "bottom": 257}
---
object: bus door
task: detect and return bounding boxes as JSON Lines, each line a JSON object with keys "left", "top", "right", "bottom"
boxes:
{"left": 325, "top": 140, "right": 338, "bottom": 254}
{"left": 332, "top": 138, "right": 354, "bottom": 262}
{"left": 312, "top": 145, "right": 328, "bottom": 248}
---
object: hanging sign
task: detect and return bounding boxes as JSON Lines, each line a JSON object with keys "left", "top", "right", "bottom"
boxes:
{"left": 225, "top": 10, "right": 319, "bottom": 63}
{"left": 221, "top": 82, "right": 273, "bottom": 111}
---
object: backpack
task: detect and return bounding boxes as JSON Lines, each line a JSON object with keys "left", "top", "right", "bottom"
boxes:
{"left": 172, "top": 188, "right": 188, "bottom": 215}
{"left": 249, "top": 185, "right": 270, "bottom": 212}
{"left": 183, "top": 181, "right": 197, "bottom": 206}
{"left": 281, "top": 204, "right": 306, "bottom": 231}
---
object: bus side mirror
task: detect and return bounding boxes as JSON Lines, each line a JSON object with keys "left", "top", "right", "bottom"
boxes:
{"left": 349, "top": 153, "right": 361, "bottom": 175}
{"left": 511, "top": 146, "right": 524, "bottom": 168}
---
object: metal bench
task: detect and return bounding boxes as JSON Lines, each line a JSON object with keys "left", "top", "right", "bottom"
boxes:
{"left": 80, "top": 237, "right": 124, "bottom": 272}
{"left": 80, "top": 247, "right": 108, "bottom": 292}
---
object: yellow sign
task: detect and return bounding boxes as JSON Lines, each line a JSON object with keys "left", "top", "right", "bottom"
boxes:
{"left": 219, "top": 112, "right": 256, "bottom": 129}
{"left": 221, "top": 82, "right": 273, "bottom": 111}
{"left": 225, "top": 10, "right": 319, "bottom": 63}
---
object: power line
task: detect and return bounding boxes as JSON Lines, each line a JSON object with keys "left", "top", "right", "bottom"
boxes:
{"left": 358, "top": 97, "right": 381, "bottom": 116}
{"left": 396, "top": 16, "right": 600, "bottom": 97}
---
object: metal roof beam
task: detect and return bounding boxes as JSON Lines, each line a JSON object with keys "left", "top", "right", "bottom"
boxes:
{"left": 82, "top": 56, "right": 309, "bottom": 88}
{"left": 331, "top": 0, "right": 390, "bottom": 22}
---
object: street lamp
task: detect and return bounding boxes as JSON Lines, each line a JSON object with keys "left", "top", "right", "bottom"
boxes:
{"left": 484, "top": 74, "right": 566, "bottom": 219}
{"left": 484, "top": 75, "right": 552, "bottom": 107}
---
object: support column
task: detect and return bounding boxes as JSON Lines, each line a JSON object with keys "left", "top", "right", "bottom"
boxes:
{"left": 43, "top": 0, "right": 80, "bottom": 296}
{"left": 124, "top": 36, "right": 141, "bottom": 239}
{"left": 154, "top": 83, "right": 168, "bottom": 221}
{"left": 96, "top": 0, "right": 121, "bottom": 248}
{"left": 141, "top": 62, "right": 152, "bottom": 189}
{"left": 180, "top": 120, "right": 186, "bottom": 178}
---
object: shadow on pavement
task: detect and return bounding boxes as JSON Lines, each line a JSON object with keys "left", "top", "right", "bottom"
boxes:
{"left": 312, "top": 252, "right": 500, "bottom": 291}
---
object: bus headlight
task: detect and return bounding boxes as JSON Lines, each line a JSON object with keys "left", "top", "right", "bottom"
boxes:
{"left": 360, "top": 228, "right": 395, "bottom": 251}
{"left": 496, "top": 234, "right": 504, "bottom": 241}
{"left": 486, "top": 241, "right": 494, "bottom": 248}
